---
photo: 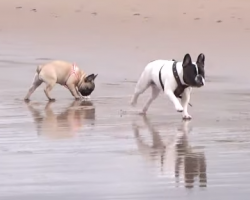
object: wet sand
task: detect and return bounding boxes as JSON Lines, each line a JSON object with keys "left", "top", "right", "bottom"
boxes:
{"left": 1, "top": 0, "right": 250, "bottom": 199}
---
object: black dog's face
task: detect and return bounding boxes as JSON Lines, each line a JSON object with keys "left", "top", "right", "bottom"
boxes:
{"left": 78, "top": 74, "right": 98, "bottom": 96}
{"left": 182, "top": 53, "right": 205, "bottom": 87}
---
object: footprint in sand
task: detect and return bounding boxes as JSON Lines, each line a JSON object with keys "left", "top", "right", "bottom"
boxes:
{"left": 133, "top": 13, "right": 140, "bottom": 16}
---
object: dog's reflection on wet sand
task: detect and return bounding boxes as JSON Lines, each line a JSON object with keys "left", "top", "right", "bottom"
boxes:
{"left": 133, "top": 116, "right": 207, "bottom": 188}
{"left": 25, "top": 100, "right": 95, "bottom": 139}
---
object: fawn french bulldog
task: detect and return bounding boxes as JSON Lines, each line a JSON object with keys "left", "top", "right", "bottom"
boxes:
{"left": 24, "top": 60, "right": 98, "bottom": 101}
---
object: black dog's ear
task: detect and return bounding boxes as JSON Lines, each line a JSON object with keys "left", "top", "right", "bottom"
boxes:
{"left": 196, "top": 53, "right": 205, "bottom": 67}
{"left": 94, "top": 74, "right": 98, "bottom": 80}
{"left": 182, "top": 53, "right": 192, "bottom": 67}
{"left": 85, "top": 74, "right": 97, "bottom": 82}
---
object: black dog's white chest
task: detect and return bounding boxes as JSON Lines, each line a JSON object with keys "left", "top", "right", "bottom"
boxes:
{"left": 158, "top": 61, "right": 188, "bottom": 99}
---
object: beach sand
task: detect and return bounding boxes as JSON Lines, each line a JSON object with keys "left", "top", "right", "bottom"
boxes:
{"left": 1, "top": 0, "right": 250, "bottom": 199}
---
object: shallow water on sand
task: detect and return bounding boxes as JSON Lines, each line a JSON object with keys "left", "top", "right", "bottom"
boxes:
{"left": 1, "top": 83, "right": 250, "bottom": 200}
{"left": 1, "top": 35, "right": 250, "bottom": 200}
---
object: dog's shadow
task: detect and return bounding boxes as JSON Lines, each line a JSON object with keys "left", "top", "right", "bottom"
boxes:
{"left": 25, "top": 100, "right": 95, "bottom": 139}
{"left": 133, "top": 116, "right": 207, "bottom": 188}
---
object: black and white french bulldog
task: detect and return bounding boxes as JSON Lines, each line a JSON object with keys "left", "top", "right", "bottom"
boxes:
{"left": 130, "top": 53, "right": 205, "bottom": 120}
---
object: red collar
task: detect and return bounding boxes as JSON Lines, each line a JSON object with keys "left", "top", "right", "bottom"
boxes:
{"left": 71, "top": 64, "right": 79, "bottom": 80}
{"left": 63, "top": 63, "right": 79, "bottom": 88}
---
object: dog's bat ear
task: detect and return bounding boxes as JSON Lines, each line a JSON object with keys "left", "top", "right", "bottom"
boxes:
{"left": 183, "top": 53, "right": 192, "bottom": 67}
{"left": 94, "top": 74, "right": 98, "bottom": 80}
{"left": 85, "top": 74, "right": 95, "bottom": 82}
{"left": 196, "top": 53, "right": 205, "bottom": 67}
